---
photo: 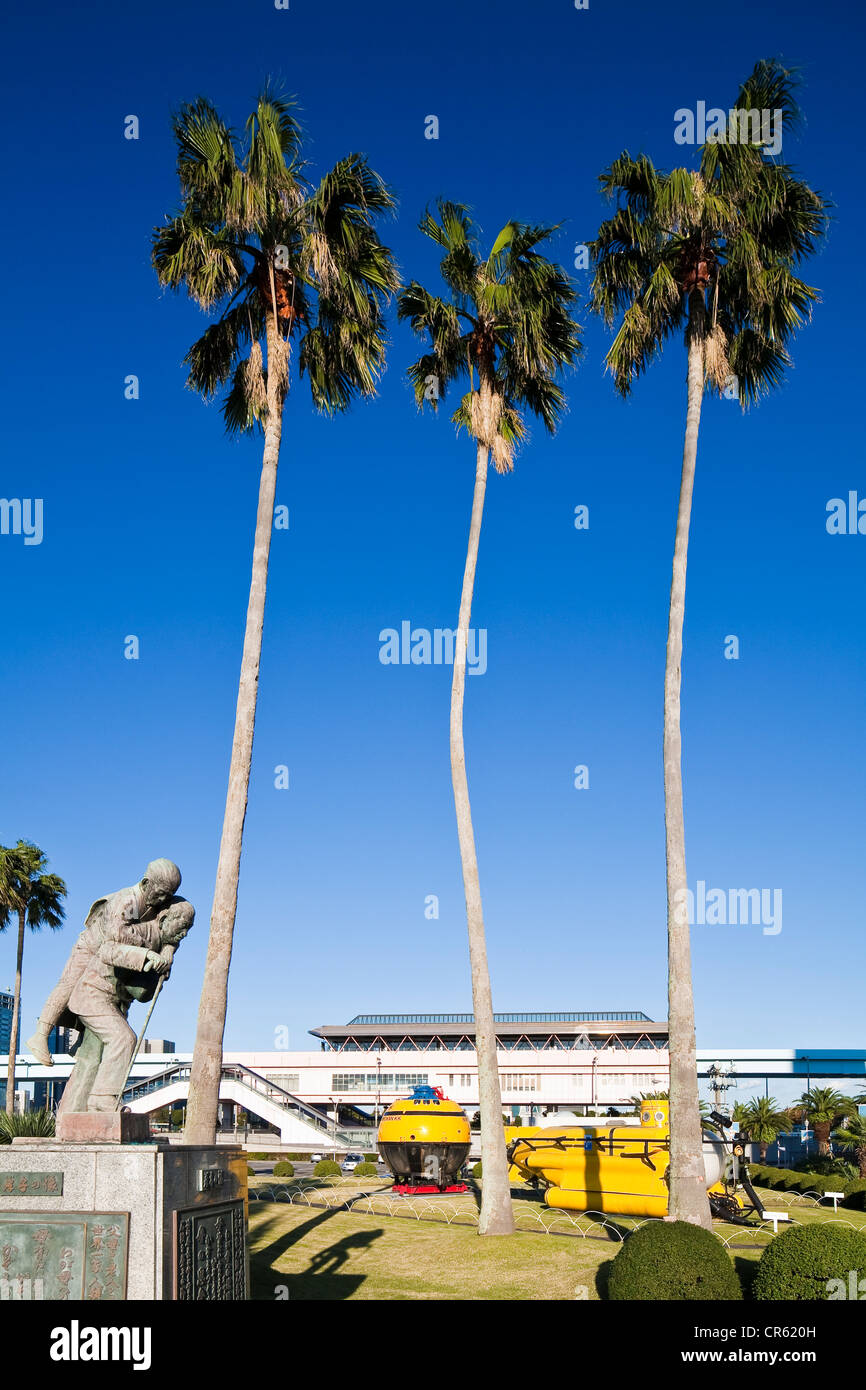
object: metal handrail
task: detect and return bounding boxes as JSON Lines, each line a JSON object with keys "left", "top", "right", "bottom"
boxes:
{"left": 122, "top": 1061, "right": 360, "bottom": 1144}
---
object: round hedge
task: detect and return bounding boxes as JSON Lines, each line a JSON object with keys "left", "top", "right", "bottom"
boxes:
{"left": 313, "top": 1159, "right": 341, "bottom": 1177}
{"left": 471, "top": 1161, "right": 483, "bottom": 1179}
{"left": 843, "top": 1180, "right": 866, "bottom": 1211}
{"left": 273, "top": 1160, "right": 295, "bottom": 1178}
{"left": 608, "top": 1221, "right": 743, "bottom": 1301}
{"left": 352, "top": 1162, "right": 378, "bottom": 1176}
{"left": 753, "top": 1223, "right": 866, "bottom": 1300}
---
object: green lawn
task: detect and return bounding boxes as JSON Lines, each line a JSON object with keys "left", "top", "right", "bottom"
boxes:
{"left": 247, "top": 1179, "right": 866, "bottom": 1301}
{"left": 249, "top": 1200, "right": 614, "bottom": 1299}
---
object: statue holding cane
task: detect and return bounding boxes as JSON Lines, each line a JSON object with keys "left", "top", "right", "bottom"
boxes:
{"left": 26, "top": 860, "right": 194, "bottom": 1117}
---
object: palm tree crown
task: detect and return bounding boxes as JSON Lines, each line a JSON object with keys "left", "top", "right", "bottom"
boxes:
{"left": 833, "top": 1113, "right": 866, "bottom": 1179}
{"left": 590, "top": 60, "right": 828, "bottom": 403}
{"left": 152, "top": 89, "right": 399, "bottom": 427}
{"left": 0, "top": 842, "right": 66, "bottom": 938}
{"left": 398, "top": 200, "right": 582, "bottom": 466}
{"left": 739, "top": 1096, "right": 790, "bottom": 1158}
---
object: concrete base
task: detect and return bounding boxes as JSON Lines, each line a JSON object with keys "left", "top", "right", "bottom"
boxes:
{"left": 1, "top": 1139, "right": 248, "bottom": 1300}
{"left": 55, "top": 1111, "right": 151, "bottom": 1144}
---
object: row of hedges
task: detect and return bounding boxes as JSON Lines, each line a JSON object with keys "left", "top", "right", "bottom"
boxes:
{"left": 750, "top": 1164, "right": 866, "bottom": 1207}
{"left": 608, "top": 1220, "right": 866, "bottom": 1301}
{"left": 249, "top": 1159, "right": 380, "bottom": 1179}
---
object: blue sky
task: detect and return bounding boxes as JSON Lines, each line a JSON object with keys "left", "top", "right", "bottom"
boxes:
{"left": 2, "top": 0, "right": 863, "bottom": 1058}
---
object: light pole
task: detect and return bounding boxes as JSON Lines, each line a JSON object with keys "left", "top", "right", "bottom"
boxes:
{"left": 374, "top": 1055, "right": 382, "bottom": 1157}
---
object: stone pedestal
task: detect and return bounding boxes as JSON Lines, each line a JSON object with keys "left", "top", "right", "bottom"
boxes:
{"left": 55, "top": 1111, "right": 151, "bottom": 1144}
{"left": 0, "top": 1139, "right": 248, "bottom": 1300}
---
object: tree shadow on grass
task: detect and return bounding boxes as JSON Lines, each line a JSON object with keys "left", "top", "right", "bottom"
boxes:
{"left": 250, "top": 1208, "right": 385, "bottom": 1301}
{"left": 732, "top": 1254, "right": 759, "bottom": 1300}
{"left": 595, "top": 1258, "right": 615, "bottom": 1300}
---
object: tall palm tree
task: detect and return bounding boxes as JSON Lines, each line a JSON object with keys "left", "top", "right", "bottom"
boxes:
{"left": 795, "top": 1087, "right": 853, "bottom": 1156}
{"left": 399, "top": 202, "right": 581, "bottom": 1234}
{"left": 153, "top": 90, "right": 398, "bottom": 1146}
{"left": 0, "top": 842, "right": 66, "bottom": 1114}
{"left": 589, "top": 60, "right": 828, "bottom": 1228}
{"left": 739, "top": 1096, "right": 790, "bottom": 1161}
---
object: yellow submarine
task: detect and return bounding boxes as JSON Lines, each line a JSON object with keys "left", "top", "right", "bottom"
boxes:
{"left": 377, "top": 1085, "right": 471, "bottom": 1193}
{"left": 507, "top": 1100, "right": 758, "bottom": 1220}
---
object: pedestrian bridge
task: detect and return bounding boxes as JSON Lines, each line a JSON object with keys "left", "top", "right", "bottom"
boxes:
{"left": 122, "top": 1061, "right": 363, "bottom": 1149}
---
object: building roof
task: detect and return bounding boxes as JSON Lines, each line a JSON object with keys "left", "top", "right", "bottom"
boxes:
{"left": 311, "top": 1010, "right": 666, "bottom": 1042}
{"left": 347, "top": 1011, "right": 652, "bottom": 1025}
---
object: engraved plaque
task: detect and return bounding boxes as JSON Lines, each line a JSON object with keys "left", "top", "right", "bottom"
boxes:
{"left": 197, "top": 1167, "right": 226, "bottom": 1192}
{"left": 174, "top": 1200, "right": 246, "bottom": 1300}
{"left": 0, "top": 1212, "right": 129, "bottom": 1299}
{"left": 0, "top": 1172, "right": 63, "bottom": 1197}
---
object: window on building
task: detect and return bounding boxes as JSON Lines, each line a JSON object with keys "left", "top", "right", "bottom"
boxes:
{"left": 331, "top": 1073, "right": 428, "bottom": 1092}
{"left": 500, "top": 1074, "right": 541, "bottom": 1092}
{"left": 269, "top": 1074, "right": 300, "bottom": 1093}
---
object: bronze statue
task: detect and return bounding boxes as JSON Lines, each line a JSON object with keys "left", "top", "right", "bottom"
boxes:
{"left": 26, "top": 860, "right": 194, "bottom": 1114}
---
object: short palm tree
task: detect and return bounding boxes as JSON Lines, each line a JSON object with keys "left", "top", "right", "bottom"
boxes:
{"left": 796, "top": 1088, "right": 853, "bottom": 1156}
{"left": 153, "top": 90, "right": 398, "bottom": 1146}
{"left": 399, "top": 202, "right": 581, "bottom": 1235}
{"left": 589, "top": 60, "right": 828, "bottom": 1228}
{"left": 0, "top": 842, "right": 66, "bottom": 1114}
{"left": 739, "top": 1097, "right": 790, "bottom": 1161}
{"left": 833, "top": 1113, "right": 866, "bottom": 1179}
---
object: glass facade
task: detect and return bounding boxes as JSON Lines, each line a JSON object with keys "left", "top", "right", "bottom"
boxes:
{"left": 0, "top": 991, "right": 13, "bottom": 1056}
{"left": 332, "top": 1073, "right": 428, "bottom": 1092}
{"left": 320, "top": 1032, "right": 667, "bottom": 1053}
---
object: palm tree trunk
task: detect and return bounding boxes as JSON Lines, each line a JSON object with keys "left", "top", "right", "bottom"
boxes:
{"left": 665, "top": 289, "right": 712, "bottom": 1229}
{"left": 450, "top": 433, "right": 514, "bottom": 1237}
{"left": 185, "top": 315, "right": 286, "bottom": 1147}
{"left": 5, "top": 908, "right": 26, "bottom": 1115}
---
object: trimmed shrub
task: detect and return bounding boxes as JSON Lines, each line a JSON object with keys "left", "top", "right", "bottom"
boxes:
{"left": 313, "top": 1159, "right": 341, "bottom": 1177}
{"left": 752, "top": 1223, "right": 866, "bottom": 1300}
{"left": 353, "top": 1162, "right": 378, "bottom": 1177}
{"left": 608, "top": 1221, "right": 743, "bottom": 1301}
{"left": 797, "top": 1175, "right": 834, "bottom": 1196}
{"left": 472, "top": 1161, "right": 483, "bottom": 1179}
{"left": 842, "top": 1179, "right": 866, "bottom": 1211}
{"left": 766, "top": 1168, "right": 790, "bottom": 1183}
{"left": 273, "top": 1161, "right": 295, "bottom": 1178}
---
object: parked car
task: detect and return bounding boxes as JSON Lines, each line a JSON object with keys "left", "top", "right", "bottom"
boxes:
{"left": 340, "top": 1153, "right": 364, "bottom": 1174}
{"left": 310, "top": 1153, "right": 324, "bottom": 1164}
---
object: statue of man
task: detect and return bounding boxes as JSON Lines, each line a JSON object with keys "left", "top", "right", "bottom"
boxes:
{"left": 57, "top": 897, "right": 195, "bottom": 1115}
{"left": 26, "top": 858, "right": 183, "bottom": 1067}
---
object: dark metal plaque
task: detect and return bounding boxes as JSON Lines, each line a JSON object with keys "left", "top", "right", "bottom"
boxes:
{"left": 0, "top": 1172, "right": 63, "bottom": 1197}
{"left": 197, "top": 1167, "right": 226, "bottom": 1192}
{"left": 0, "top": 1212, "right": 129, "bottom": 1299}
{"left": 174, "top": 1200, "right": 246, "bottom": 1300}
